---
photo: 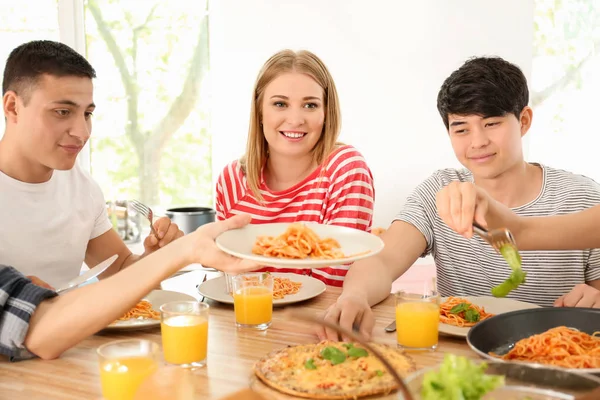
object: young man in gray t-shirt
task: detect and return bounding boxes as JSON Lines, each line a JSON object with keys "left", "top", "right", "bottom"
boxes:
{"left": 317, "top": 56, "right": 600, "bottom": 341}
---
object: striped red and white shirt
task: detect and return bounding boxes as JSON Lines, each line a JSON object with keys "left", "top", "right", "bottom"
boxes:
{"left": 215, "top": 145, "right": 375, "bottom": 286}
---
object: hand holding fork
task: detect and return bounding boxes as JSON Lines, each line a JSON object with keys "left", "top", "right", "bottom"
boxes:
{"left": 435, "top": 181, "right": 521, "bottom": 241}
{"left": 129, "top": 200, "right": 185, "bottom": 251}
{"left": 435, "top": 183, "right": 526, "bottom": 297}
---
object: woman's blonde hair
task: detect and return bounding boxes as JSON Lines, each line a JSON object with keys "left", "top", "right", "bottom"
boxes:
{"left": 240, "top": 49, "right": 341, "bottom": 202}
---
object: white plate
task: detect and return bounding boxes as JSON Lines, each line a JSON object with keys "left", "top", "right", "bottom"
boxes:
{"left": 197, "top": 273, "right": 326, "bottom": 306}
{"left": 438, "top": 296, "right": 541, "bottom": 338}
{"left": 105, "top": 290, "right": 196, "bottom": 331}
{"left": 215, "top": 222, "right": 384, "bottom": 269}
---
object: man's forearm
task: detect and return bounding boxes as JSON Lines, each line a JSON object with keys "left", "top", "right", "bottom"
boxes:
{"left": 122, "top": 252, "right": 142, "bottom": 268}
{"left": 24, "top": 238, "right": 190, "bottom": 360}
{"left": 342, "top": 257, "right": 398, "bottom": 306}
{"left": 342, "top": 221, "right": 428, "bottom": 306}
{"left": 517, "top": 205, "right": 600, "bottom": 251}
{"left": 95, "top": 252, "right": 136, "bottom": 280}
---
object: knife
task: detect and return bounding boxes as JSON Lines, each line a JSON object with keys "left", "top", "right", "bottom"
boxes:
{"left": 56, "top": 254, "right": 119, "bottom": 294}
{"left": 384, "top": 320, "right": 396, "bottom": 332}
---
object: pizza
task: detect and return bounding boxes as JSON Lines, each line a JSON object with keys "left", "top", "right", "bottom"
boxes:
{"left": 253, "top": 340, "right": 416, "bottom": 399}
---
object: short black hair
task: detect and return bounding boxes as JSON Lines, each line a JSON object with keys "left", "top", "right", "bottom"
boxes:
{"left": 2, "top": 40, "right": 96, "bottom": 104}
{"left": 436, "top": 56, "right": 529, "bottom": 129}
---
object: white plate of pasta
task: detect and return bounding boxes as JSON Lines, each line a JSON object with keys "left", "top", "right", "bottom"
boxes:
{"left": 438, "top": 296, "right": 541, "bottom": 338}
{"left": 196, "top": 273, "right": 326, "bottom": 306}
{"left": 215, "top": 222, "right": 384, "bottom": 269}
{"left": 105, "top": 290, "right": 196, "bottom": 331}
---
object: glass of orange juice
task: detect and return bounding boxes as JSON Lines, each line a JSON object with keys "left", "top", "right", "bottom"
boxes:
{"left": 231, "top": 272, "right": 273, "bottom": 330}
{"left": 160, "top": 301, "right": 209, "bottom": 368}
{"left": 395, "top": 282, "right": 440, "bottom": 351}
{"left": 97, "top": 339, "right": 160, "bottom": 400}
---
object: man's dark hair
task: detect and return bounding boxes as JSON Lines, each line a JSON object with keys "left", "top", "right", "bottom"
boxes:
{"left": 2, "top": 40, "right": 96, "bottom": 104}
{"left": 436, "top": 56, "right": 529, "bottom": 129}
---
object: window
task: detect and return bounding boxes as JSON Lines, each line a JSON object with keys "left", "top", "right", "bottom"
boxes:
{"left": 530, "top": 0, "right": 600, "bottom": 181}
{"left": 84, "top": 0, "right": 212, "bottom": 209}
{"left": 0, "top": 1, "right": 60, "bottom": 138}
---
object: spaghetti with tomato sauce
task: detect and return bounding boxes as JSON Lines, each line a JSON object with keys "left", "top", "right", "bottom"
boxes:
{"left": 252, "top": 223, "right": 346, "bottom": 260}
{"left": 439, "top": 297, "right": 495, "bottom": 327}
{"left": 117, "top": 300, "right": 160, "bottom": 321}
{"left": 492, "top": 326, "right": 600, "bottom": 369}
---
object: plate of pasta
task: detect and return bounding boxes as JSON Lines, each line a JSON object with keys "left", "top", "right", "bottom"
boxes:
{"left": 438, "top": 296, "right": 540, "bottom": 338}
{"left": 215, "top": 222, "right": 384, "bottom": 269}
{"left": 467, "top": 307, "right": 600, "bottom": 373}
{"left": 105, "top": 290, "right": 196, "bottom": 331}
{"left": 196, "top": 272, "right": 326, "bottom": 306}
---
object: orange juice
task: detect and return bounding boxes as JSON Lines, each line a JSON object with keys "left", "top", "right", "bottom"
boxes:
{"left": 100, "top": 356, "right": 158, "bottom": 400}
{"left": 161, "top": 315, "right": 208, "bottom": 365}
{"left": 395, "top": 301, "right": 439, "bottom": 348}
{"left": 233, "top": 286, "right": 273, "bottom": 325}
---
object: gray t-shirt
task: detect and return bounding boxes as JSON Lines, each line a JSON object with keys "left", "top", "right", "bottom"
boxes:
{"left": 395, "top": 164, "right": 600, "bottom": 307}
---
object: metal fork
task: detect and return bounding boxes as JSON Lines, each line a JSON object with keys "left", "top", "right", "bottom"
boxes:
{"left": 199, "top": 273, "right": 208, "bottom": 302}
{"left": 129, "top": 199, "right": 159, "bottom": 237}
{"left": 472, "top": 222, "right": 516, "bottom": 253}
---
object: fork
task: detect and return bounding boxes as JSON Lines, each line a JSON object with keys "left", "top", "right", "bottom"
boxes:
{"left": 198, "top": 273, "right": 208, "bottom": 302}
{"left": 472, "top": 222, "right": 516, "bottom": 253}
{"left": 129, "top": 199, "right": 159, "bottom": 238}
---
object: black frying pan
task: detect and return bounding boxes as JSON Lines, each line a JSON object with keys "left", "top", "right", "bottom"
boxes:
{"left": 467, "top": 307, "right": 600, "bottom": 374}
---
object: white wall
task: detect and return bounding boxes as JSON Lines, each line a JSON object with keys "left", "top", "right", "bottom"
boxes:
{"left": 527, "top": 55, "right": 600, "bottom": 182}
{"left": 210, "top": 0, "right": 534, "bottom": 229}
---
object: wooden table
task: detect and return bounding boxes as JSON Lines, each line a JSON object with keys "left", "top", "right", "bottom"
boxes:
{"left": 0, "top": 284, "right": 476, "bottom": 400}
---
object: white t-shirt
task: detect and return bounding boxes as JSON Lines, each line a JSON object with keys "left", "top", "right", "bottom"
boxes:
{"left": 0, "top": 163, "right": 113, "bottom": 288}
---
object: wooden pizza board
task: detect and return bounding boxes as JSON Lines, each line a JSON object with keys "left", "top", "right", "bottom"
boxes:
{"left": 248, "top": 374, "right": 401, "bottom": 400}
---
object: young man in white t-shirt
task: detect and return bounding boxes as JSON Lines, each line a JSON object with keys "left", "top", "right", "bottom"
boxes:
{"left": 0, "top": 40, "right": 184, "bottom": 289}
{"left": 317, "top": 56, "right": 600, "bottom": 341}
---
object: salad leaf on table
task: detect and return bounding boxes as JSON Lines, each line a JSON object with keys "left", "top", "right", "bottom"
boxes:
{"left": 421, "top": 354, "right": 505, "bottom": 400}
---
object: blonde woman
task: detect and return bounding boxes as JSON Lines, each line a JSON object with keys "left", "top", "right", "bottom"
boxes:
{"left": 215, "top": 49, "right": 375, "bottom": 286}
